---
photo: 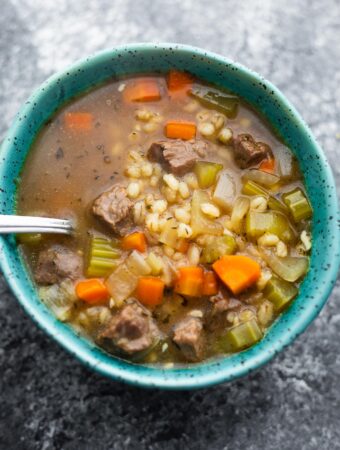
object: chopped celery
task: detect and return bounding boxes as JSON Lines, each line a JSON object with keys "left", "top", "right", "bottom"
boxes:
{"left": 242, "top": 179, "right": 268, "bottom": 197}
{"left": 260, "top": 249, "right": 309, "bottom": 282}
{"left": 242, "top": 179, "right": 288, "bottom": 214}
{"left": 212, "top": 171, "right": 237, "bottom": 211}
{"left": 201, "top": 235, "right": 236, "bottom": 263}
{"left": 219, "top": 319, "right": 263, "bottom": 352}
{"left": 267, "top": 196, "right": 289, "bottom": 214}
{"left": 242, "top": 169, "right": 280, "bottom": 187}
{"left": 17, "top": 233, "right": 42, "bottom": 246}
{"left": 263, "top": 276, "right": 297, "bottom": 311}
{"left": 191, "top": 190, "right": 223, "bottom": 237}
{"left": 105, "top": 263, "right": 138, "bottom": 302}
{"left": 87, "top": 237, "right": 120, "bottom": 277}
{"left": 282, "top": 188, "right": 312, "bottom": 222}
{"left": 246, "top": 210, "right": 296, "bottom": 243}
{"left": 159, "top": 218, "right": 178, "bottom": 249}
{"left": 190, "top": 86, "right": 239, "bottom": 118}
{"left": 194, "top": 161, "right": 223, "bottom": 189}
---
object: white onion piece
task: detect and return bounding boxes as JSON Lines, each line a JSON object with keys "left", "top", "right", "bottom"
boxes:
{"left": 260, "top": 248, "right": 308, "bottom": 282}
{"left": 106, "top": 263, "right": 138, "bottom": 302}
{"left": 38, "top": 280, "right": 76, "bottom": 321}
{"left": 126, "top": 250, "right": 152, "bottom": 276}
{"left": 213, "top": 171, "right": 236, "bottom": 211}
{"left": 276, "top": 145, "right": 294, "bottom": 179}
{"left": 230, "top": 197, "right": 250, "bottom": 233}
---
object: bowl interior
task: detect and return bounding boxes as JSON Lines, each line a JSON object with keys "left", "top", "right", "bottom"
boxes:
{"left": 0, "top": 44, "right": 339, "bottom": 389}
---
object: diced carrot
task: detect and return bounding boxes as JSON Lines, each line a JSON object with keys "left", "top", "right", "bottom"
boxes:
{"left": 212, "top": 255, "right": 261, "bottom": 295}
{"left": 64, "top": 112, "right": 93, "bottom": 131}
{"left": 259, "top": 157, "right": 275, "bottom": 173}
{"left": 202, "top": 271, "right": 218, "bottom": 296}
{"left": 121, "top": 232, "right": 147, "bottom": 253}
{"left": 165, "top": 121, "right": 196, "bottom": 140}
{"left": 75, "top": 278, "right": 109, "bottom": 304}
{"left": 174, "top": 266, "right": 204, "bottom": 297}
{"left": 123, "top": 79, "right": 161, "bottom": 102}
{"left": 136, "top": 277, "right": 165, "bottom": 307}
{"left": 176, "top": 239, "right": 190, "bottom": 253}
{"left": 167, "top": 70, "right": 194, "bottom": 92}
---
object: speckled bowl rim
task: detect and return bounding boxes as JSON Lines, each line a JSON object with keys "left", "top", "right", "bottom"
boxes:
{"left": 0, "top": 43, "right": 339, "bottom": 390}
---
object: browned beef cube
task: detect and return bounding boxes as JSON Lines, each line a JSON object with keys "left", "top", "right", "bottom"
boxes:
{"left": 233, "top": 133, "right": 272, "bottom": 168}
{"left": 35, "top": 246, "right": 83, "bottom": 285}
{"left": 99, "top": 302, "right": 160, "bottom": 355}
{"left": 92, "top": 184, "right": 133, "bottom": 235}
{"left": 148, "top": 139, "right": 207, "bottom": 175}
{"left": 206, "top": 291, "right": 242, "bottom": 331}
{"left": 172, "top": 316, "right": 205, "bottom": 361}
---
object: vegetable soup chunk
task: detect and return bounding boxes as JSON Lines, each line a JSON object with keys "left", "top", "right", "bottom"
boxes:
{"left": 17, "top": 71, "right": 313, "bottom": 366}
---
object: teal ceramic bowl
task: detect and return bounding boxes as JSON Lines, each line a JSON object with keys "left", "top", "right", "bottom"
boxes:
{"left": 0, "top": 44, "right": 339, "bottom": 390}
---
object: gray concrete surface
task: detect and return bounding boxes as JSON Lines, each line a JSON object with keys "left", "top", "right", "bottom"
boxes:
{"left": 0, "top": 1, "right": 339, "bottom": 449}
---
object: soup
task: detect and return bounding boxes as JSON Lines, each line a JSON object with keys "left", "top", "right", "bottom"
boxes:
{"left": 17, "top": 72, "right": 312, "bottom": 365}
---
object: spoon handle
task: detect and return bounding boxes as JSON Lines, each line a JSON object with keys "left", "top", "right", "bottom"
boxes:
{"left": 0, "top": 215, "right": 73, "bottom": 234}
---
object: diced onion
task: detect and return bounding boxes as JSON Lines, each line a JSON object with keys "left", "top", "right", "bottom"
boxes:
{"left": 213, "top": 171, "right": 237, "bottom": 211}
{"left": 230, "top": 197, "right": 250, "bottom": 233}
{"left": 260, "top": 248, "right": 308, "bottom": 282}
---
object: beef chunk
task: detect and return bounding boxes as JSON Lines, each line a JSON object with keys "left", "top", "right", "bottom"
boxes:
{"left": 233, "top": 133, "right": 272, "bottom": 168}
{"left": 206, "top": 291, "right": 242, "bottom": 331}
{"left": 113, "top": 215, "right": 135, "bottom": 237}
{"left": 172, "top": 316, "right": 204, "bottom": 361}
{"left": 35, "top": 246, "right": 83, "bottom": 285}
{"left": 210, "top": 295, "right": 230, "bottom": 315}
{"left": 99, "top": 302, "right": 160, "bottom": 355}
{"left": 92, "top": 184, "right": 133, "bottom": 235}
{"left": 148, "top": 139, "right": 207, "bottom": 175}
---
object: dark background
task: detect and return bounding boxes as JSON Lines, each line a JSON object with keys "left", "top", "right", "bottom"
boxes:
{"left": 0, "top": 1, "right": 339, "bottom": 449}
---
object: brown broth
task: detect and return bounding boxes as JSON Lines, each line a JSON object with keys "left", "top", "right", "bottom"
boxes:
{"left": 16, "top": 74, "right": 310, "bottom": 366}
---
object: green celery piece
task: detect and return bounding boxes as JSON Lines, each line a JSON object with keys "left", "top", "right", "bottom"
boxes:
{"left": 246, "top": 210, "right": 296, "bottom": 243}
{"left": 242, "top": 169, "right": 280, "bottom": 187}
{"left": 282, "top": 187, "right": 312, "bottom": 222}
{"left": 87, "top": 237, "right": 121, "bottom": 277}
{"left": 201, "top": 235, "right": 236, "bottom": 263}
{"left": 87, "top": 259, "right": 119, "bottom": 277}
{"left": 91, "top": 247, "right": 120, "bottom": 259}
{"left": 190, "top": 86, "right": 239, "bottom": 118}
{"left": 92, "top": 237, "right": 120, "bottom": 248}
{"left": 219, "top": 319, "right": 263, "bottom": 352}
{"left": 242, "top": 179, "right": 268, "bottom": 197}
{"left": 194, "top": 161, "right": 223, "bottom": 189}
{"left": 242, "top": 180, "right": 288, "bottom": 214}
{"left": 267, "top": 196, "right": 289, "bottom": 214}
{"left": 263, "top": 276, "right": 298, "bottom": 311}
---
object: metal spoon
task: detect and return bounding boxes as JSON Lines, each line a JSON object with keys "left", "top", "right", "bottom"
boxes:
{"left": 0, "top": 215, "right": 74, "bottom": 235}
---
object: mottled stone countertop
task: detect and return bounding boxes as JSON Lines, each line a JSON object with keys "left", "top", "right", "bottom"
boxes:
{"left": 0, "top": 1, "right": 339, "bottom": 449}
